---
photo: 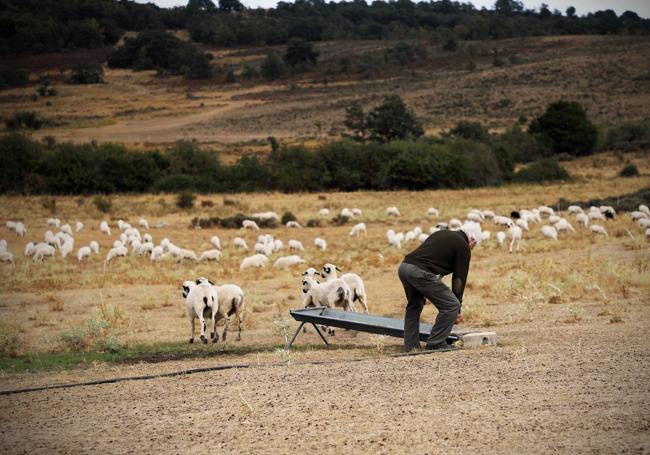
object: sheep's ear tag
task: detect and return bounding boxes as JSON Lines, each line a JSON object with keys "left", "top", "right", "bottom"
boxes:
{"left": 208, "top": 279, "right": 214, "bottom": 285}
{"left": 336, "top": 267, "right": 342, "bottom": 272}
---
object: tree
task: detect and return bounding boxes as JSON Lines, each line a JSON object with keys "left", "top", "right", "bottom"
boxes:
{"left": 283, "top": 38, "right": 319, "bottom": 68}
{"left": 187, "top": 0, "right": 216, "bottom": 13}
{"left": 365, "top": 95, "right": 424, "bottom": 143}
{"left": 565, "top": 6, "right": 576, "bottom": 17}
{"left": 529, "top": 101, "right": 597, "bottom": 157}
{"left": 219, "top": 0, "right": 244, "bottom": 13}
{"left": 70, "top": 63, "right": 104, "bottom": 84}
{"left": 260, "top": 52, "right": 284, "bottom": 80}
{"left": 344, "top": 101, "right": 367, "bottom": 142}
{"left": 494, "top": 0, "right": 523, "bottom": 15}
{"left": 448, "top": 121, "right": 489, "bottom": 141}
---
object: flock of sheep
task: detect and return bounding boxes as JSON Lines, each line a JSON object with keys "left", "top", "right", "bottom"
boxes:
{"left": 2, "top": 202, "right": 649, "bottom": 343}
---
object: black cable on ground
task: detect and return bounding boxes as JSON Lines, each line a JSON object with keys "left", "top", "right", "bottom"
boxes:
{"left": 0, "top": 349, "right": 446, "bottom": 396}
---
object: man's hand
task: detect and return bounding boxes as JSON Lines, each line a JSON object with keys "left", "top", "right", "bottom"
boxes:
{"left": 455, "top": 312, "right": 463, "bottom": 324}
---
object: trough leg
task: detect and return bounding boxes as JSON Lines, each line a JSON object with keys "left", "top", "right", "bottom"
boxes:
{"left": 287, "top": 322, "right": 305, "bottom": 348}
{"left": 311, "top": 323, "right": 329, "bottom": 346}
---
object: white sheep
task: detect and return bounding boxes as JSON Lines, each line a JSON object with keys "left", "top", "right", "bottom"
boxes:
{"left": 538, "top": 206, "right": 555, "bottom": 217}
{"left": 588, "top": 210, "right": 606, "bottom": 221}
{"left": 548, "top": 215, "right": 561, "bottom": 224}
{"left": 387, "top": 230, "right": 403, "bottom": 248}
{"left": 139, "top": 218, "right": 149, "bottom": 230}
{"left": 302, "top": 276, "right": 355, "bottom": 316}
{"left": 273, "top": 239, "right": 284, "bottom": 252}
{"left": 0, "top": 239, "right": 6, "bottom": 252}
{"left": 214, "top": 283, "right": 245, "bottom": 341}
{"left": 105, "top": 245, "right": 128, "bottom": 265}
{"left": 176, "top": 248, "right": 198, "bottom": 261}
{"left": 483, "top": 210, "right": 495, "bottom": 219}
{"left": 60, "top": 224, "right": 73, "bottom": 236}
{"left": 507, "top": 222, "right": 522, "bottom": 254}
{"left": 590, "top": 225, "right": 608, "bottom": 237}
{"left": 254, "top": 242, "right": 273, "bottom": 256}
{"left": 554, "top": 219, "right": 575, "bottom": 233}
{"left": 646, "top": 227, "right": 650, "bottom": 239}
{"left": 418, "top": 233, "right": 429, "bottom": 243}
{"left": 77, "top": 246, "right": 92, "bottom": 262}
{"left": 46, "top": 218, "right": 60, "bottom": 228}
{"left": 251, "top": 212, "right": 280, "bottom": 222}
{"left": 541, "top": 225, "right": 558, "bottom": 240}
{"left": 183, "top": 281, "right": 219, "bottom": 344}
{"left": 631, "top": 211, "right": 649, "bottom": 221}
{"left": 640, "top": 204, "right": 650, "bottom": 216}
{"left": 340, "top": 208, "right": 354, "bottom": 218}
{"left": 639, "top": 219, "right": 650, "bottom": 229}
{"left": 288, "top": 239, "right": 304, "bottom": 251}
{"left": 242, "top": 219, "right": 260, "bottom": 230}
{"left": 314, "top": 238, "right": 327, "bottom": 251}
{"left": 199, "top": 249, "right": 222, "bottom": 262}
{"left": 240, "top": 254, "right": 269, "bottom": 270}
{"left": 286, "top": 221, "right": 302, "bottom": 229}
{"left": 318, "top": 208, "right": 330, "bottom": 217}
{"left": 0, "top": 251, "right": 14, "bottom": 265}
{"left": 567, "top": 205, "right": 583, "bottom": 214}
{"left": 427, "top": 207, "right": 440, "bottom": 217}
{"left": 23, "top": 242, "right": 35, "bottom": 256}
{"left": 273, "top": 255, "right": 306, "bottom": 269}
{"left": 515, "top": 218, "right": 529, "bottom": 231}
{"left": 60, "top": 240, "right": 74, "bottom": 258}
{"left": 449, "top": 218, "right": 462, "bottom": 230}
{"left": 210, "top": 235, "right": 221, "bottom": 250}
{"left": 33, "top": 244, "right": 56, "bottom": 261}
{"left": 233, "top": 237, "right": 248, "bottom": 250}
{"left": 137, "top": 242, "right": 154, "bottom": 256}
{"left": 576, "top": 213, "right": 589, "bottom": 227}
{"left": 496, "top": 231, "right": 506, "bottom": 247}
{"left": 44, "top": 231, "right": 61, "bottom": 248}
{"left": 351, "top": 208, "right": 363, "bottom": 217}
{"left": 87, "top": 241, "right": 98, "bottom": 254}
{"left": 150, "top": 246, "right": 164, "bottom": 261}
{"left": 385, "top": 206, "right": 401, "bottom": 217}
{"left": 349, "top": 222, "right": 367, "bottom": 237}
{"left": 112, "top": 240, "right": 124, "bottom": 249}
{"left": 12, "top": 222, "right": 26, "bottom": 237}
{"left": 75, "top": 221, "right": 84, "bottom": 232}
{"left": 466, "top": 212, "right": 483, "bottom": 224}
{"left": 100, "top": 221, "right": 111, "bottom": 236}
{"left": 321, "top": 263, "right": 368, "bottom": 313}
{"left": 493, "top": 215, "right": 512, "bottom": 227}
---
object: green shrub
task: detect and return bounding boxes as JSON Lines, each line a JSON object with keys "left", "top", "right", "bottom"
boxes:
{"left": 603, "top": 122, "right": 650, "bottom": 149}
{"left": 306, "top": 219, "right": 321, "bottom": 227}
{"left": 619, "top": 164, "right": 640, "bottom": 177}
{"left": 260, "top": 52, "right": 284, "bottom": 80}
{"left": 281, "top": 211, "right": 297, "bottom": 224}
{"left": 448, "top": 121, "right": 489, "bottom": 141}
{"left": 513, "top": 159, "right": 570, "bottom": 183}
{"left": 365, "top": 95, "right": 423, "bottom": 143}
{"left": 95, "top": 335, "right": 122, "bottom": 353}
{"left": 0, "top": 133, "right": 44, "bottom": 194}
{"left": 70, "top": 63, "right": 104, "bottom": 84}
{"left": 5, "top": 111, "right": 44, "bottom": 130}
{"left": 60, "top": 327, "right": 88, "bottom": 352}
{"left": 93, "top": 195, "right": 112, "bottom": 213}
{"left": 176, "top": 191, "right": 195, "bottom": 209}
{"left": 0, "top": 68, "right": 29, "bottom": 90}
{"left": 284, "top": 38, "right": 319, "bottom": 67}
{"left": 529, "top": 101, "right": 597, "bottom": 157}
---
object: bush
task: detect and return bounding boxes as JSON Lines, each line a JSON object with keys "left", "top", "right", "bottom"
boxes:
{"left": 60, "top": 327, "right": 88, "bottom": 352}
{"left": 70, "top": 63, "right": 104, "bottom": 84}
{"left": 260, "top": 52, "right": 284, "bottom": 80}
{"left": 529, "top": 101, "right": 597, "bottom": 157}
{"left": 176, "top": 191, "right": 195, "bottom": 209}
{"left": 284, "top": 38, "right": 319, "bottom": 67}
{"left": 281, "top": 211, "right": 297, "bottom": 224}
{"left": 0, "top": 133, "right": 44, "bottom": 194}
{"left": 619, "top": 164, "right": 640, "bottom": 177}
{"left": 448, "top": 121, "right": 489, "bottom": 141}
{"left": 602, "top": 122, "right": 650, "bottom": 149}
{"left": 41, "top": 196, "right": 56, "bottom": 214}
{"left": 513, "top": 159, "right": 570, "bottom": 183}
{"left": 365, "top": 95, "right": 424, "bottom": 143}
{"left": 5, "top": 111, "right": 44, "bottom": 130}
{"left": 93, "top": 195, "right": 112, "bottom": 213}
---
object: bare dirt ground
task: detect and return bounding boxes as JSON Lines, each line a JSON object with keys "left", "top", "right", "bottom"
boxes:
{"left": 1, "top": 35, "right": 649, "bottom": 154}
{"left": 0, "top": 152, "right": 649, "bottom": 453}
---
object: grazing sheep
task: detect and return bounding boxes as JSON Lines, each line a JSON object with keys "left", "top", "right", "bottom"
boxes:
{"left": 466, "top": 212, "right": 483, "bottom": 223}
{"left": 139, "top": 218, "right": 150, "bottom": 230}
{"left": 105, "top": 245, "right": 128, "bottom": 265}
{"left": 576, "top": 213, "right": 589, "bottom": 227}
{"left": 385, "top": 206, "right": 401, "bottom": 217}
{"left": 199, "top": 249, "right": 222, "bottom": 262}
{"left": 60, "top": 224, "right": 73, "bottom": 236}
{"left": 33, "top": 244, "right": 56, "bottom": 261}
{"left": 515, "top": 218, "right": 529, "bottom": 231}
{"left": 142, "top": 233, "right": 152, "bottom": 244}
{"left": 240, "top": 254, "right": 269, "bottom": 270}
{"left": 77, "top": 246, "right": 92, "bottom": 262}
{"left": 387, "top": 230, "right": 403, "bottom": 248}
{"left": 483, "top": 210, "right": 495, "bottom": 219}
{"left": 567, "top": 205, "right": 583, "bottom": 214}
{"left": 646, "top": 227, "right": 650, "bottom": 239}
{"left": 242, "top": 219, "right": 260, "bottom": 230}
{"left": 640, "top": 204, "right": 650, "bottom": 216}
{"left": 210, "top": 235, "right": 221, "bottom": 250}
{"left": 254, "top": 241, "right": 273, "bottom": 256}
{"left": 214, "top": 283, "right": 245, "bottom": 341}
{"left": 507, "top": 222, "right": 522, "bottom": 254}
{"left": 273, "top": 255, "right": 306, "bottom": 269}
{"left": 427, "top": 207, "right": 440, "bottom": 217}
{"left": 0, "top": 251, "right": 14, "bottom": 265}
{"left": 449, "top": 218, "right": 462, "bottom": 230}
{"left": 273, "top": 239, "right": 284, "bottom": 252}
{"left": 599, "top": 206, "right": 616, "bottom": 219}
{"left": 554, "top": 219, "right": 575, "bottom": 233}
{"left": 60, "top": 240, "right": 74, "bottom": 258}
{"left": 0, "top": 239, "right": 6, "bottom": 252}
{"left": 88, "top": 241, "right": 99, "bottom": 254}
{"left": 435, "top": 222, "right": 448, "bottom": 231}
{"left": 288, "top": 239, "right": 304, "bottom": 251}
{"left": 541, "top": 225, "right": 558, "bottom": 240}
{"left": 176, "top": 248, "right": 199, "bottom": 262}
{"left": 480, "top": 231, "right": 491, "bottom": 242}
{"left": 496, "top": 231, "right": 506, "bottom": 247}
{"left": 112, "top": 240, "right": 124, "bottom": 249}
{"left": 340, "top": 208, "right": 354, "bottom": 218}
{"left": 318, "top": 208, "right": 330, "bottom": 217}
{"left": 46, "top": 218, "right": 60, "bottom": 228}
{"left": 321, "top": 263, "right": 368, "bottom": 313}
{"left": 548, "top": 215, "right": 561, "bottom": 224}
{"left": 631, "top": 211, "right": 649, "bottom": 221}
{"left": 137, "top": 242, "right": 154, "bottom": 256}
{"left": 100, "top": 221, "right": 111, "bottom": 236}
{"left": 349, "top": 222, "right": 367, "bottom": 237}
{"left": 538, "top": 206, "right": 555, "bottom": 217}
{"left": 351, "top": 208, "right": 363, "bottom": 217}
{"left": 588, "top": 210, "right": 606, "bottom": 221}
{"left": 150, "top": 246, "right": 164, "bottom": 261}
{"left": 314, "top": 238, "right": 327, "bottom": 251}
{"left": 23, "top": 242, "right": 35, "bottom": 256}
{"left": 286, "top": 221, "right": 302, "bottom": 229}
{"left": 251, "top": 212, "right": 280, "bottom": 222}
{"left": 590, "top": 225, "right": 608, "bottom": 237}
{"left": 184, "top": 281, "right": 219, "bottom": 344}
{"left": 233, "top": 237, "right": 248, "bottom": 250}
{"left": 639, "top": 219, "right": 650, "bottom": 228}
{"left": 493, "top": 215, "right": 512, "bottom": 227}
{"left": 76, "top": 221, "right": 84, "bottom": 232}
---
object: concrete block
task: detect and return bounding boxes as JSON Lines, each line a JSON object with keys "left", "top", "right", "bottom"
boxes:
{"left": 460, "top": 331, "right": 497, "bottom": 348}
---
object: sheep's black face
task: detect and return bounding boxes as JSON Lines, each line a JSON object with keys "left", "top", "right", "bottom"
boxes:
{"left": 182, "top": 285, "right": 189, "bottom": 298}
{"left": 323, "top": 266, "right": 331, "bottom": 275}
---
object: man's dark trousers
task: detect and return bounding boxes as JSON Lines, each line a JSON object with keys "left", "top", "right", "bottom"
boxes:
{"left": 398, "top": 262, "right": 460, "bottom": 350}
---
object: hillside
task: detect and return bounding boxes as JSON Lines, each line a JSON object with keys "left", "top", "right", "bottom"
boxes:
{"left": 0, "top": 34, "right": 649, "bottom": 159}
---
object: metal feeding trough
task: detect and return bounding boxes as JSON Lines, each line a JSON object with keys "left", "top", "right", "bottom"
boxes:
{"left": 287, "top": 307, "right": 497, "bottom": 349}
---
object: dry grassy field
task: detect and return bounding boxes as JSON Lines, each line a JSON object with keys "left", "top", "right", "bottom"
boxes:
{"left": 0, "top": 151, "right": 649, "bottom": 453}
{"left": 1, "top": 35, "right": 649, "bottom": 162}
